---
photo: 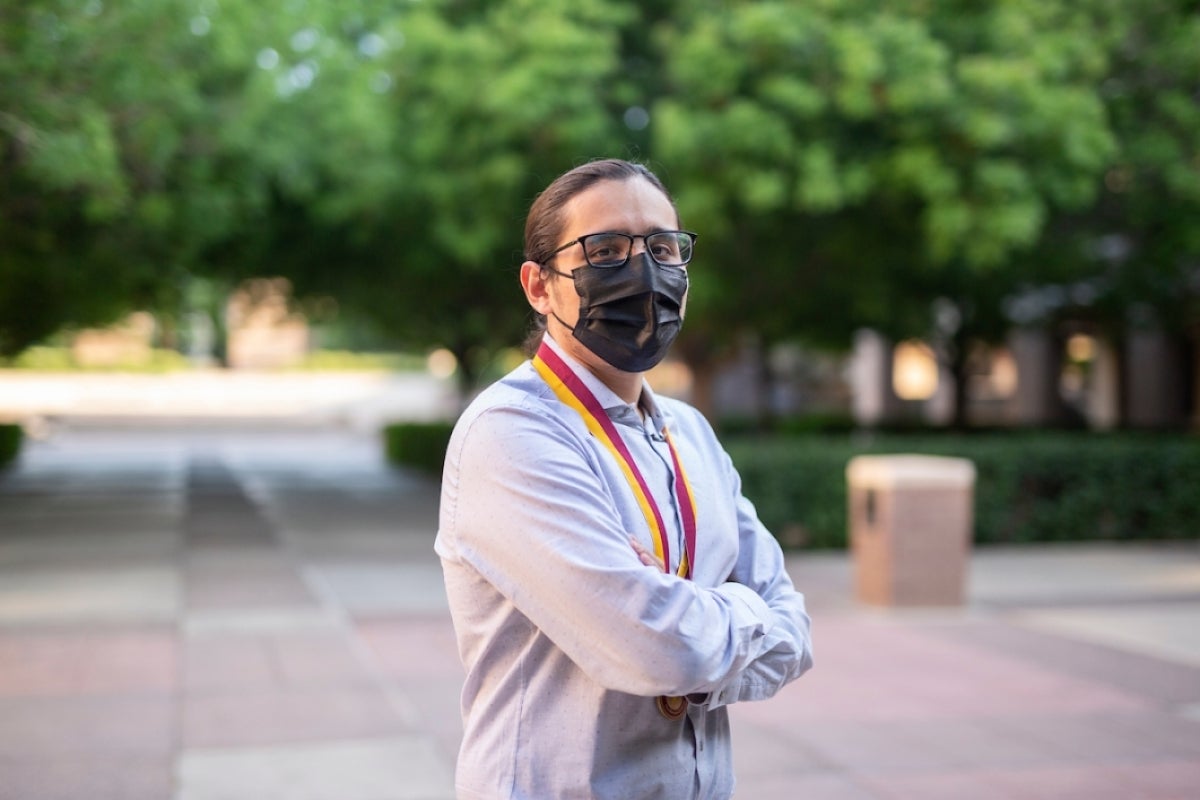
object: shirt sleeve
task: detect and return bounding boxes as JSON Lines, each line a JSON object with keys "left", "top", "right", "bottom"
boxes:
{"left": 692, "top": 447, "right": 815, "bottom": 710}
{"left": 440, "top": 401, "right": 785, "bottom": 699}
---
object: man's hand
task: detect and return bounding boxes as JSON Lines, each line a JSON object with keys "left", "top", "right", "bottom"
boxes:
{"left": 629, "top": 537, "right": 666, "bottom": 572}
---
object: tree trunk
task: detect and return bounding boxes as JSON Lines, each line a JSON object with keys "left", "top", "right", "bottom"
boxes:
{"left": 676, "top": 333, "right": 721, "bottom": 423}
{"left": 451, "top": 342, "right": 479, "bottom": 414}
{"left": 949, "top": 327, "right": 971, "bottom": 430}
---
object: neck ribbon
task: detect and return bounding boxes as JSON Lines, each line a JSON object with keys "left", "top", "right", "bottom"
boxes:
{"left": 532, "top": 341, "right": 697, "bottom": 579}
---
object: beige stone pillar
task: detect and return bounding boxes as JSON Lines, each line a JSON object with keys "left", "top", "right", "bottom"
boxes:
{"left": 846, "top": 455, "right": 975, "bottom": 607}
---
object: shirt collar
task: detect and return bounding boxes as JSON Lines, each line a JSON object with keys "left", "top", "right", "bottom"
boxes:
{"left": 541, "top": 334, "right": 668, "bottom": 434}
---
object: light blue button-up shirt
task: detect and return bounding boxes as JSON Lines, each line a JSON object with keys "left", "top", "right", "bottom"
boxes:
{"left": 436, "top": 335, "right": 813, "bottom": 800}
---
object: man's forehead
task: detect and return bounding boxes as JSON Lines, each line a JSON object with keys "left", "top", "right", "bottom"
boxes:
{"left": 561, "top": 178, "right": 678, "bottom": 235}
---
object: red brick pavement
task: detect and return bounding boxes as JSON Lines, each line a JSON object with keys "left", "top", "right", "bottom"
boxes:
{"left": 0, "top": 425, "right": 1197, "bottom": 799}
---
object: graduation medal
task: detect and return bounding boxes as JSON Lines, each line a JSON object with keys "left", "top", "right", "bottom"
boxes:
{"left": 656, "top": 694, "right": 689, "bottom": 720}
{"left": 533, "top": 342, "right": 699, "bottom": 721}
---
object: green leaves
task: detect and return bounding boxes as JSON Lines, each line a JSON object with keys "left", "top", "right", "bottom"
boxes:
{"left": 1, "top": 0, "right": 1196, "bottom": 400}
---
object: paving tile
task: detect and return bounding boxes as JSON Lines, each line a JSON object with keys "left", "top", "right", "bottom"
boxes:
{"left": 305, "top": 563, "right": 448, "bottom": 614}
{"left": 183, "top": 570, "right": 315, "bottom": 611}
{"left": 967, "top": 543, "right": 1200, "bottom": 607}
{"left": 0, "top": 755, "right": 173, "bottom": 800}
{"left": 1112, "top": 758, "right": 1200, "bottom": 796}
{"left": 0, "top": 526, "right": 181, "bottom": 569}
{"left": 355, "top": 618, "right": 463, "bottom": 754}
{"left": 183, "top": 631, "right": 373, "bottom": 692}
{"left": 282, "top": 527, "right": 443, "bottom": 562}
{"left": 0, "top": 566, "right": 180, "bottom": 625}
{"left": 0, "top": 695, "right": 175, "bottom": 757}
{"left": 269, "top": 631, "right": 375, "bottom": 686}
{"left": 856, "top": 769, "right": 1018, "bottom": 800}
{"left": 926, "top": 619, "right": 1200, "bottom": 707}
{"left": 735, "top": 617, "right": 1149, "bottom": 728}
{"left": 0, "top": 494, "right": 181, "bottom": 518}
{"left": 767, "top": 710, "right": 1137, "bottom": 776}
{"left": 182, "top": 636, "right": 276, "bottom": 692}
{"left": 182, "top": 548, "right": 296, "bottom": 574}
{"left": 182, "top": 549, "right": 315, "bottom": 610}
{"left": 1112, "top": 709, "right": 1200, "bottom": 759}
{"left": 5, "top": 427, "right": 1200, "bottom": 800}
{"left": 986, "top": 764, "right": 1142, "bottom": 799}
{"left": 182, "top": 607, "right": 342, "bottom": 636}
{"left": 1019, "top": 603, "right": 1200, "bottom": 668}
{"left": 732, "top": 772, "right": 880, "bottom": 800}
{"left": 988, "top": 711, "right": 1200, "bottom": 764}
{"left": 181, "top": 686, "right": 410, "bottom": 748}
{"left": 730, "top": 716, "right": 834, "bottom": 775}
{"left": 782, "top": 719, "right": 970, "bottom": 773}
{"left": 354, "top": 617, "right": 461, "bottom": 680}
{"left": 184, "top": 524, "right": 275, "bottom": 547}
{"left": 0, "top": 626, "right": 177, "bottom": 697}
{"left": 878, "top": 718, "right": 1068, "bottom": 770}
{"left": 380, "top": 675, "right": 463, "bottom": 764}
{"left": 175, "top": 737, "right": 454, "bottom": 800}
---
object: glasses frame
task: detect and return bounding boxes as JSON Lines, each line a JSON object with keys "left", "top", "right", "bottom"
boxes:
{"left": 545, "top": 230, "right": 698, "bottom": 269}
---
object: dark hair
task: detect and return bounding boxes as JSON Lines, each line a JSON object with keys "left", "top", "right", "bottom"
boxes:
{"left": 521, "top": 159, "right": 679, "bottom": 353}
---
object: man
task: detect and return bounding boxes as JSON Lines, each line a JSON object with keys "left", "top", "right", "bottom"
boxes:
{"left": 436, "top": 159, "right": 813, "bottom": 799}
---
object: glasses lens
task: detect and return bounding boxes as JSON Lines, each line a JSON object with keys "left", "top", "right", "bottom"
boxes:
{"left": 583, "top": 233, "right": 632, "bottom": 268}
{"left": 646, "top": 232, "right": 692, "bottom": 266}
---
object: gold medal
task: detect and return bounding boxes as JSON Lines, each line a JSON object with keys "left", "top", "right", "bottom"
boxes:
{"left": 656, "top": 695, "right": 688, "bottom": 720}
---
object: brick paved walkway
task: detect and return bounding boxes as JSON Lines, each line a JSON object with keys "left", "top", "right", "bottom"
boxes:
{"left": 0, "top": 424, "right": 1197, "bottom": 799}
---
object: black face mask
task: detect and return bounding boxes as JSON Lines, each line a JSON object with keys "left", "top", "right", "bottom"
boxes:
{"left": 549, "top": 252, "right": 688, "bottom": 373}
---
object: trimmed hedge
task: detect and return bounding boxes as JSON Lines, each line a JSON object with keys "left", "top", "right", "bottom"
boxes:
{"left": 725, "top": 432, "right": 1200, "bottom": 549}
{"left": 383, "top": 421, "right": 455, "bottom": 476}
{"left": 0, "top": 424, "right": 22, "bottom": 469}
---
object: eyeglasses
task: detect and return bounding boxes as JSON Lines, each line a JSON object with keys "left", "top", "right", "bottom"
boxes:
{"left": 546, "top": 230, "right": 697, "bottom": 269}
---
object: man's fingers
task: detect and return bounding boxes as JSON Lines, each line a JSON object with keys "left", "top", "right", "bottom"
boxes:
{"left": 629, "top": 537, "right": 665, "bottom": 570}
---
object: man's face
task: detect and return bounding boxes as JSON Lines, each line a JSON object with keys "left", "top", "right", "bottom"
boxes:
{"left": 540, "top": 177, "right": 686, "bottom": 371}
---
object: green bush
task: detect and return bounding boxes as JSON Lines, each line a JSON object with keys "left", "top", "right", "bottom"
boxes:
{"left": 0, "top": 424, "right": 22, "bottom": 469}
{"left": 716, "top": 411, "right": 857, "bottom": 437}
{"left": 383, "top": 421, "right": 455, "bottom": 475}
{"left": 725, "top": 432, "right": 1200, "bottom": 549}
{"left": 3, "top": 346, "right": 189, "bottom": 372}
{"left": 291, "top": 350, "right": 426, "bottom": 372}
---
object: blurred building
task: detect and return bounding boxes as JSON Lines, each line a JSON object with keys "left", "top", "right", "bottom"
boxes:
{"left": 71, "top": 312, "right": 157, "bottom": 368}
{"left": 224, "top": 278, "right": 310, "bottom": 370}
{"left": 846, "top": 327, "right": 1197, "bottom": 431}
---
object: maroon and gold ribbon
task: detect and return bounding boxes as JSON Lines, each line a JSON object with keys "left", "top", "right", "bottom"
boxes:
{"left": 533, "top": 342, "right": 697, "bottom": 720}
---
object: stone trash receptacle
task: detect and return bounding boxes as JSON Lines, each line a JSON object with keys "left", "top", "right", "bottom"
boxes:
{"left": 845, "top": 454, "right": 976, "bottom": 607}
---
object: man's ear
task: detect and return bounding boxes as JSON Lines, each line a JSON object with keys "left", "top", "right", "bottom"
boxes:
{"left": 520, "top": 261, "right": 552, "bottom": 315}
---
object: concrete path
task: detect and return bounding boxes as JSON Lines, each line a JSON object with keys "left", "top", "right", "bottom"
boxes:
{"left": 0, "top": 424, "right": 1197, "bottom": 799}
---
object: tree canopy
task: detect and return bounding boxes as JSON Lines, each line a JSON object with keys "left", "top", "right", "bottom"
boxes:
{"left": 2, "top": 0, "right": 1197, "bottom": 413}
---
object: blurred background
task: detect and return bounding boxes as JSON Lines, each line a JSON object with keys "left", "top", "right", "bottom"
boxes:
{"left": 1, "top": 1, "right": 1198, "bottom": 799}
{"left": 2, "top": 0, "right": 1197, "bottom": 545}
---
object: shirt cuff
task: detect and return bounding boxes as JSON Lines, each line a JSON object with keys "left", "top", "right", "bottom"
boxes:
{"left": 690, "top": 582, "right": 775, "bottom": 709}
{"left": 714, "top": 580, "right": 774, "bottom": 629}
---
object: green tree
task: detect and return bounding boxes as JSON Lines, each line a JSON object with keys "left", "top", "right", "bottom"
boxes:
{"left": 168, "top": 0, "right": 656, "bottom": 391}
{"left": 0, "top": 0, "right": 189, "bottom": 354}
{"left": 0, "top": 0, "right": 310, "bottom": 357}
{"left": 5, "top": 0, "right": 1194, "bottom": 431}
{"left": 654, "top": 0, "right": 1118, "bottom": 424}
{"left": 1038, "top": 0, "right": 1200, "bottom": 422}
